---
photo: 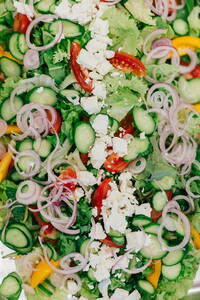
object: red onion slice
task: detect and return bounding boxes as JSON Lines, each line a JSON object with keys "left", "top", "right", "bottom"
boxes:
{"left": 126, "top": 158, "right": 146, "bottom": 174}
{"left": 178, "top": 48, "right": 198, "bottom": 74}
{"left": 0, "top": 119, "right": 7, "bottom": 137}
{"left": 24, "top": 49, "right": 40, "bottom": 70}
{"left": 185, "top": 176, "right": 200, "bottom": 199}
{"left": 16, "top": 180, "right": 41, "bottom": 205}
{"left": 152, "top": 37, "right": 172, "bottom": 49}
{"left": 122, "top": 259, "right": 152, "bottom": 274}
{"left": 14, "top": 150, "right": 41, "bottom": 178}
{"left": 26, "top": 14, "right": 63, "bottom": 51}
{"left": 143, "top": 29, "right": 167, "bottom": 55}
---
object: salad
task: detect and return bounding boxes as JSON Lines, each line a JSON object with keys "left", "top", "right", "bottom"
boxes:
{"left": 0, "top": 0, "right": 200, "bottom": 299}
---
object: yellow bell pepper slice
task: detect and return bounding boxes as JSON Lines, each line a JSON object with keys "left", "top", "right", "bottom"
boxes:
{"left": 0, "top": 46, "right": 23, "bottom": 65}
{"left": 193, "top": 104, "right": 200, "bottom": 114}
{"left": 30, "top": 259, "right": 60, "bottom": 289}
{"left": 0, "top": 151, "right": 13, "bottom": 183}
{"left": 191, "top": 228, "right": 200, "bottom": 249}
{"left": 146, "top": 260, "right": 162, "bottom": 289}
{"left": 6, "top": 125, "right": 22, "bottom": 135}
{"left": 172, "top": 36, "right": 200, "bottom": 56}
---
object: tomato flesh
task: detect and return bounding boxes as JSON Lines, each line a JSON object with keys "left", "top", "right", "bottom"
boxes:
{"left": 100, "top": 236, "right": 124, "bottom": 248}
{"left": 80, "top": 153, "right": 89, "bottom": 164}
{"left": 46, "top": 109, "right": 62, "bottom": 134}
{"left": 151, "top": 210, "right": 162, "bottom": 222}
{"left": 92, "top": 178, "right": 112, "bottom": 218}
{"left": 166, "top": 190, "right": 173, "bottom": 201}
{"left": 70, "top": 42, "right": 93, "bottom": 93}
{"left": 109, "top": 52, "right": 146, "bottom": 76}
{"left": 13, "top": 13, "right": 30, "bottom": 34}
{"left": 0, "top": 72, "right": 6, "bottom": 81}
{"left": 190, "top": 66, "right": 200, "bottom": 78}
{"left": 103, "top": 153, "right": 129, "bottom": 173}
{"left": 115, "top": 113, "right": 135, "bottom": 137}
{"left": 59, "top": 168, "right": 77, "bottom": 191}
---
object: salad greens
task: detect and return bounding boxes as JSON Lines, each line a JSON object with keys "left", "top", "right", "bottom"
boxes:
{"left": 0, "top": 0, "right": 200, "bottom": 299}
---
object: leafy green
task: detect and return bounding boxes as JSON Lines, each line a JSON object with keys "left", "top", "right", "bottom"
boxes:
{"left": 12, "top": 205, "right": 27, "bottom": 222}
{"left": 0, "top": 77, "right": 20, "bottom": 103}
{"left": 104, "top": 73, "right": 148, "bottom": 97}
{"left": 105, "top": 87, "right": 139, "bottom": 122}
{"left": 0, "top": 180, "right": 17, "bottom": 202}
{"left": 102, "top": 7, "right": 140, "bottom": 55}
{"left": 26, "top": 288, "right": 68, "bottom": 300}
{"left": 155, "top": 245, "right": 200, "bottom": 300}
{"left": 74, "top": 197, "right": 92, "bottom": 234}
{"left": 125, "top": 0, "right": 156, "bottom": 25}
{"left": 79, "top": 276, "right": 100, "bottom": 299}
{"left": 188, "top": 6, "right": 200, "bottom": 34}
{"left": 186, "top": 0, "right": 195, "bottom": 14}
{"left": 146, "top": 63, "right": 179, "bottom": 83}
{"left": 58, "top": 234, "right": 76, "bottom": 257}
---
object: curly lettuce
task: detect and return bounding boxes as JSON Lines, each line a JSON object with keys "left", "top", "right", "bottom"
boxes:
{"left": 125, "top": 0, "right": 156, "bottom": 25}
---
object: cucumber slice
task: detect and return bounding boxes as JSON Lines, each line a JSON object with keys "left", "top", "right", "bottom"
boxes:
{"left": 132, "top": 215, "right": 152, "bottom": 227}
{"left": 80, "top": 239, "right": 90, "bottom": 256}
{"left": 87, "top": 268, "right": 96, "bottom": 281}
{"left": 0, "top": 57, "right": 21, "bottom": 78}
{"left": 49, "top": 19, "right": 84, "bottom": 38}
{"left": 178, "top": 77, "right": 200, "bottom": 104}
{"left": 60, "top": 89, "right": 80, "bottom": 98}
{"left": 162, "top": 249, "right": 185, "bottom": 266}
{"left": 173, "top": 19, "right": 188, "bottom": 35}
{"left": 28, "top": 86, "right": 57, "bottom": 106}
{"left": 1, "top": 96, "right": 23, "bottom": 121}
{"left": 74, "top": 122, "right": 95, "bottom": 154}
{"left": 10, "top": 171, "right": 24, "bottom": 182}
{"left": 33, "top": 139, "right": 52, "bottom": 158}
{"left": 16, "top": 138, "right": 33, "bottom": 152}
{"left": 124, "top": 136, "right": 152, "bottom": 162}
{"left": 152, "top": 176, "right": 175, "bottom": 190}
{"left": 140, "top": 235, "right": 168, "bottom": 259}
{"left": 137, "top": 280, "right": 155, "bottom": 295}
{"left": 152, "top": 191, "right": 168, "bottom": 212}
{"left": 35, "top": 0, "right": 54, "bottom": 13}
{"left": 143, "top": 222, "right": 160, "bottom": 235}
{"left": 5, "top": 228, "right": 29, "bottom": 248}
{"left": 0, "top": 273, "right": 22, "bottom": 300}
{"left": 162, "top": 263, "right": 182, "bottom": 280}
{"left": 9, "top": 33, "right": 24, "bottom": 61}
{"left": 132, "top": 107, "right": 156, "bottom": 135}
{"left": 17, "top": 33, "right": 28, "bottom": 55}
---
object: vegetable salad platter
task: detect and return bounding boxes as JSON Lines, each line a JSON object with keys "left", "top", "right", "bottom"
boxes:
{"left": 0, "top": 0, "right": 200, "bottom": 299}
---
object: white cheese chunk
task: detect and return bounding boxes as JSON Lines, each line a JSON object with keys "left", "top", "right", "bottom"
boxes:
{"left": 14, "top": 1, "right": 34, "bottom": 18}
{"left": 90, "top": 139, "right": 107, "bottom": 169}
{"left": 77, "top": 171, "right": 96, "bottom": 186}
{"left": 92, "top": 81, "right": 107, "bottom": 99}
{"left": 96, "top": 60, "right": 114, "bottom": 76}
{"left": 89, "top": 222, "right": 106, "bottom": 240}
{"left": 112, "top": 137, "right": 128, "bottom": 157}
{"left": 135, "top": 203, "right": 152, "bottom": 217}
{"left": 86, "top": 39, "right": 107, "bottom": 53}
{"left": 92, "top": 114, "right": 109, "bottom": 134}
{"left": 126, "top": 290, "right": 141, "bottom": 300}
{"left": 125, "top": 230, "right": 151, "bottom": 252}
{"left": 110, "top": 289, "right": 129, "bottom": 300}
{"left": 89, "top": 18, "right": 109, "bottom": 36}
{"left": 77, "top": 49, "right": 98, "bottom": 70}
{"left": 89, "top": 71, "right": 103, "bottom": 80}
{"left": 80, "top": 96, "right": 103, "bottom": 115}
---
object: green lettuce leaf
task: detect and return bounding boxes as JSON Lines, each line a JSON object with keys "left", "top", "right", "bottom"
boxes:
{"left": 125, "top": 0, "right": 156, "bottom": 25}
{"left": 58, "top": 234, "right": 76, "bottom": 257}
{"left": 154, "top": 245, "right": 200, "bottom": 300}
{"left": 188, "top": 6, "right": 200, "bottom": 34}
{"left": 146, "top": 63, "right": 179, "bottom": 83}
{"left": 102, "top": 7, "right": 140, "bottom": 55}
{"left": 0, "top": 180, "right": 17, "bottom": 202}
{"left": 104, "top": 87, "right": 139, "bottom": 121}
{"left": 0, "top": 77, "right": 20, "bottom": 103}
{"left": 26, "top": 288, "right": 68, "bottom": 300}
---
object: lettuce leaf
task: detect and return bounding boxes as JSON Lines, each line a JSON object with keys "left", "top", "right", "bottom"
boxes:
{"left": 0, "top": 77, "right": 20, "bottom": 103}
{"left": 26, "top": 288, "right": 68, "bottom": 300}
{"left": 188, "top": 6, "right": 200, "bottom": 35}
{"left": 146, "top": 63, "right": 179, "bottom": 83}
{"left": 125, "top": 0, "right": 156, "bottom": 25}
{"left": 154, "top": 245, "right": 200, "bottom": 300}
{"left": 102, "top": 7, "right": 140, "bottom": 55}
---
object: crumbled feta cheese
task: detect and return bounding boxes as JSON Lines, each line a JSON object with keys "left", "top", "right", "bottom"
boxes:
{"left": 55, "top": 0, "right": 71, "bottom": 18}
{"left": 92, "top": 207, "right": 98, "bottom": 217}
{"left": 118, "top": 172, "right": 133, "bottom": 193}
{"left": 105, "top": 50, "right": 115, "bottom": 59}
{"left": 80, "top": 96, "right": 103, "bottom": 115}
{"left": 67, "top": 280, "right": 79, "bottom": 295}
{"left": 110, "top": 289, "right": 129, "bottom": 300}
{"left": 67, "top": 96, "right": 80, "bottom": 106}
{"left": 77, "top": 49, "right": 98, "bottom": 70}
{"left": 90, "top": 139, "right": 107, "bottom": 169}
{"left": 89, "top": 72, "right": 103, "bottom": 80}
{"left": 77, "top": 171, "right": 96, "bottom": 186}
{"left": 125, "top": 230, "right": 151, "bottom": 252}
{"left": 92, "top": 114, "right": 109, "bottom": 134}
{"left": 114, "top": 253, "right": 133, "bottom": 271}
{"left": 36, "top": 87, "right": 44, "bottom": 94}
{"left": 96, "top": 60, "right": 114, "bottom": 76}
{"left": 14, "top": 1, "right": 34, "bottom": 18}
{"left": 92, "top": 81, "right": 107, "bottom": 99}
{"left": 111, "top": 72, "right": 120, "bottom": 77}
{"left": 74, "top": 187, "right": 85, "bottom": 200}
{"left": 98, "top": 279, "right": 111, "bottom": 297}
{"left": 112, "top": 137, "right": 128, "bottom": 157}
{"left": 140, "top": 132, "right": 146, "bottom": 139}
{"left": 126, "top": 290, "right": 141, "bottom": 300}
{"left": 86, "top": 39, "right": 107, "bottom": 53}
{"left": 135, "top": 203, "right": 152, "bottom": 217}
{"left": 89, "top": 18, "right": 109, "bottom": 36}
{"left": 89, "top": 222, "right": 106, "bottom": 240}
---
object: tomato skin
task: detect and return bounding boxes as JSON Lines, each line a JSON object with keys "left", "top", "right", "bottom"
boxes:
{"left": 151, "top": 210, "right": 162, "bottom": 222}
{"left": 32, "top": 210, "right": 49, "bottom": 227}
{"left": 166, "top": 190, "right": 173, "bottom": 201}
{"left": 115, "top": 113, "right": 135, "bottom": 137}
{"left": 13, "top": 13, "right": 30, "bottom": 34}
{"left": 0, "top": 72, "right": 6, "bottom": 81}
{"left": 190, "top": 66, "right": 200, "bottom": 78}
{"left": 92, "top": 178, "right": 112, "bottom": 218}
{"left": 70, "top": 42, "right": 93, "bottom": 93}
{"left": 59, "top": 168, "right": 77, "bottom": 191}
{"left": 103, "top": 153, "right": 129, "bottom": 173}
{"left": 109, "top": 52, "right": 146, "bottom": 76}
{"left": 80, "top": 153, "right": 89, "bottom": 164}
{"left": 46, "top": 109, "right": 62, "bottom": 134}
{"left": 100, "top": 236, "right": 124, "bottom": 248}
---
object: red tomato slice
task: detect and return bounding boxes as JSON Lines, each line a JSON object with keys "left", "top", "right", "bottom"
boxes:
{"left": 31, "top": 210, "right": 49, "bottom": 227}
{"left": 151, "top": 210, "right": 162, "bottom": 222}
{"left": 190, "top": 66, "right": 200, "bottom": 78}
{"left": 0, "top": 72, "right": 6, "bottom": 81}
{"left": 59, "top": 168, "right": 77, "bottom": 191}
{"left": 109, "top": 52, "right": 146, "bottom": 76}
{"left": 13, "top": 13, "right": 30, "bottom": 34}
{"left": 103, "top": 153, "right": 129, "bottom": 173}
{"left": 46, "top": 109, "right": 62, "bottom": 134}
{"left": 92, "top": 178, "right": 112, "bottom": 218}
{"left": 80, "top": 153, "right": 89, "bottom": 164}
{"left": 70, "top": 42, "right": 93, "bottom": 93}
{"left": 115, "top": 113, "right": 135, "bottom": 137}
{"left": 166, "top": 190, "right": 173, "bottom": 201}
{"left": 100, "top": 236, "right": 124, "bottom": 248}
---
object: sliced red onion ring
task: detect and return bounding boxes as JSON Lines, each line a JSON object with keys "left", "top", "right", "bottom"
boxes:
{"left": 172, "top": 195, "right": 194, "bottom": 213}
{"left": 26, "top": 14, "right": 63, "bottom": 51}
{"left": 152, "top": 37, "right": 172, "bottom": 49}
{"left": 185, "top": 176, "right": 200, "bottom": 199}
{"left": 178, "top": 48, "right": 198, "bottom": 74}
{"left": 126, "top": 158, "right": 146, "bottom": 174}
{"left": 123, "top": 259, "right": 152, "bottom": 274}
{"left": 143, "top": 29, "right": 167, "bottom": 55}
{"left": 0, "top": 119, "right": 7, "bottom": 137}
{"left": 16, "top": 180, "right": 41, "bottom": 205}
{"left": 24, "top": 49, "right": 40, "bottom": 70}
{"left": 0, "top": 144, "right": 6, "bottom": 159}
{"left": 14, "top": 150, "right": 41, "bottom": 178}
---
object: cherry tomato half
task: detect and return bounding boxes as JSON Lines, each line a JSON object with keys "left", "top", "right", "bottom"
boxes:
{"left": 92, "top": 178, "right": 112, "bottom": 218}
{"left": 103, "top": 153, "right": 129, "bottom": 173}
{"left": 46, "top": 109, "right": 62, "bottom": 134}
{"left": 13, "top": 13, "right": 30, "bottom": 34}
{"left": 70, "top": 42, "right": 93, "bottom": 93}
{"left": 190, "top": 65, "right": 200, "bottom": 78}
{"left": 59, "top": 167, "right": 77, "bottom": 191}
{"left": 109, "top": 52, "right": 146, "bottom": 76}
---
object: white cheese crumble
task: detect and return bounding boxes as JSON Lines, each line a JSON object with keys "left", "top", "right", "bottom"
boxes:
{"left": 140, "top": 132, "right": 146, "bottom": 139}
{"left": 112, "top": 137, "right": 128, "bottom": 157}
{"left": 89, "top": 222, "right": 106, "bottom": 240}
{"left": 125, "top": 230, "right": 151, "bottom": 252}
{"left": 14, "top": 1, "right": 34, "bottom": 18}
{"left": 92, "top": 81, "right": 107, "bottom": 99}
{"left": 92, "top": 114, "right": 109, "bottom": 135}
{"left": 77, "top": 171, "right": 96, "bottom": 186}
{"left": 77, "top": 49, "right": 98, "bottom": 70}
{"left": 134, "top": 203, "right": 152, "bottom": 217}
{"left": 89, "top": 139, "right": 107, "bottom": 169}
{"left": 80, "top": 96, "right": 103, "bottom": 115}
